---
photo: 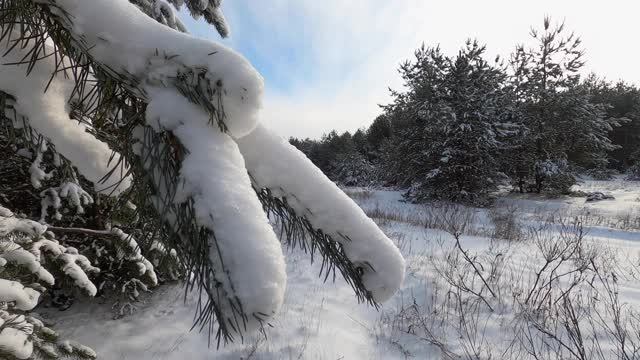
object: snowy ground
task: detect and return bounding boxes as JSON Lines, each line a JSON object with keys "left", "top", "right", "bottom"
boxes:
{"left": 45, "top": 178, "right": 640, "bottom": 359}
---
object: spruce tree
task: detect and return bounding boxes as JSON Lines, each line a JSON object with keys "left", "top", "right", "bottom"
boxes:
{"left": 0, "top": 1, "right": 405, "bottom": 358}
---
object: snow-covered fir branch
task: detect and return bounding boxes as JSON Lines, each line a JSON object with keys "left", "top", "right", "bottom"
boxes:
{"left": 0, "top": 0, "right": 406, "bottom": 352}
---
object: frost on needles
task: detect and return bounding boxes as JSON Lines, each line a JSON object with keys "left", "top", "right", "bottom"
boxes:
{"left": 0, "top": 0, "right": 405, "bottom": 357}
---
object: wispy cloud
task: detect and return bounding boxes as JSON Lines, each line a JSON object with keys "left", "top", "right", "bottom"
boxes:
{"left": 182, "top": 0, "right": 640, "bottom": 138}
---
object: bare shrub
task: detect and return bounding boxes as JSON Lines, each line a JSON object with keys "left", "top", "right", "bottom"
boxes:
{"left": 531, "top": 205, "right": 640, "bottom": 231}
{"left": 365, "top": 203, "right": 425, "bottom": 227}
{"left": 488, "top": 205, "right": 524, "bottom": 241}
{"left": 384, "top": 212, "right": 640, "bottom": 360}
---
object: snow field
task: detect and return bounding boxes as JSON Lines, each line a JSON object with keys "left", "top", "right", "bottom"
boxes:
{"left": 47, "top": 178, "right": 640, "bottom": 359}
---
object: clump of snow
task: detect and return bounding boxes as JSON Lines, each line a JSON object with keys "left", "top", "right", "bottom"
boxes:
{"left": 146, "top": 89, "right": 287, "bottom": 329}
{"left": 0, "top": 279, "right": 40, "bottom": 311}
{"left": 48, "top": 0, "right": 264, "bottom": 138}
{"left": 0, "top": 33, "right": 131, "bottom": 195}
{"left": 111, "top": 227, "right": 158, "bottom": 286}
{"left": 31, "top": 239, "right": 100, "bottom": 296}
{"left": 0, "top": 242, "right": 55, "bottom": 286}
{"left": 0, "top": 312, "right": 34, "bottom": 359}
{"left": 15, "top": 148, "right": 33, "bottom": 159}
{"left": 39, "top": 181, "right": 93, "bottom": 223}
{"left": 0, "top": 206, "right": 47, "bottom": 238}
{"left": 29, "top": 142, "right": 54, "bottom": 189}
{"left": 237, "top": 125, "right": 406, "bottom": 302}
{"left": 60, "top": 340, "right": 97, "bottom": 359}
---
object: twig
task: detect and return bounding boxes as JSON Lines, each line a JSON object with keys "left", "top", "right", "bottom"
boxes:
{"left": 47, "top": 226, "right": 113, "bottom": 237}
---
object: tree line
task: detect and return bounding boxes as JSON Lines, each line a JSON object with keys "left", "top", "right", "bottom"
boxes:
{"left": 290, "top": 18, "right": 640, "bottom": 204}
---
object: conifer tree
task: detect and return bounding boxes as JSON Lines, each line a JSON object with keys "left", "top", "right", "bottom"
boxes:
{"left": 417, "top": 41, "right": 515, "bottom": 203}
{"left": 509, "top": 17, "right": 619, "bottom": 193}
{"left": 382, "top": 41, "right": 516, "bottom": 203}
{"left": 381, "top": 45, "right": 449, "bottom": 189}
{"left": 584, "top": 77, "right": 640, "bottom": 171}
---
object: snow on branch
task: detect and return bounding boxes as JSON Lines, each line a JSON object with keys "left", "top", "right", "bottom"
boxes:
{"left": 44, "top": 0, "right": 262, "bottom": 138}
{"left": 1, "top": 205, "right": 100, "bottom": 296}
{"left": 29, "top": 142, "right": 54, "bottom": 189}
{"left": 0, "top": 207, "right": 47, "bottom": 239}
{"left": 238, "top": 125, "right": 406, "bottom": 302}
{"left": 23, "top": 0, "right": 284, "bottom": 335}
{"left": 0, "top": 311, "right": 97, "bottom": 359}
{"left": 110, "top": 227, "right": 158, "bottom": 286}
{"left": 31, "top": 240, "right": 100, "bottom": 296}
{"left": 0, "top": 34, "right": 131, "bottom": 196}
{"left": 39, "top": 181, "right": 93, "bottom": 223}
{"left": 0, "top": 279, "right": 40, "bottom": 311}
{"left": 130, "top": 0, "right": 230, "bottom": 37}
{"left": 0, "top": 312, "right": 34, "bottom": 359}
{"left": 3, "top": 0, "right": 405, "bottom": 342}
{"left": 129, "top": 0, "right": 188, "bottom": 33}
{"left": 0, "top": 204, "right": 100, "bottom": 358}
{"left": 142, "top": 91, "right": 287, "bottom": 334}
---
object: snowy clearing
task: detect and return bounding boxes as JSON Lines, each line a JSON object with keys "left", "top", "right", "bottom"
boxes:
{"left": 43, "top": 177, "right": 640, "bottom": 359}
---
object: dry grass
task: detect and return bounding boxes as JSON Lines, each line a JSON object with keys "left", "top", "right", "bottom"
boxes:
{"left": 532, "top": 205, "right": 640, "bottom": 231}
{"left": 364, "top": 204, "right": 427, "bottom": 227}
{"left": 363, "top": 202, "right": 509, "bottom": 239}
{"left": 343, "top": 188, "right": 375, "bottom": 200}
{"left": 382, "top": 213, "right": 640, "bottom": 360}
{"left": 488, "top": 205, "right": 525, "bottom": 241}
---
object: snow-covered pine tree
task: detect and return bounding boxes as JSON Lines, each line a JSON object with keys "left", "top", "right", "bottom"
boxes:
{"left": 584, "top": 77, "right": 640, "bottom": 171}
{"left": 331, "top": 150, "right": 376, "bottom": 186}
{"left": 560, "top": 82, "right": 623, "bottom": 170}
{"left": 382, "top": 41, "right": 516, "bottom": 203}
{"left": 290, "top": 131, "right": 377, "bottom": 186}
{"left": 380, "top": 45, "right": 449, "bottom": 190}
{"left": 0, "top": 0, "right": 405, "bottom": 357}
{"left": 365, "top": 115, "right": 392, "bottom": 164}
{"left": 509, "top": 17, "right": 619, "bottom": 193}
{"left": 415, "top": 40, "right": 515, "bottom": 203}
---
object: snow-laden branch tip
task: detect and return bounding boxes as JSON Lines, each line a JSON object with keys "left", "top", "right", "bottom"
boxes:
{"left": 238, "top": 125, "right": 406, "bottom": 302}
{"left": 0, "top": 312, "right": 34, "bottom": 359}
{"left": 145, "top": 89, "right": 287, "bottom": 330}
{"left": 0, "top": 279, "right": 40, "bottom": 311}
{"left": 0, "top": 34, "right": 131, "bottom": 196}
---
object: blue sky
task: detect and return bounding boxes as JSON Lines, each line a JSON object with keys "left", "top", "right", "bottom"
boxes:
{"left": 181, "top": 0, "right": 640, "bottom": 138}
